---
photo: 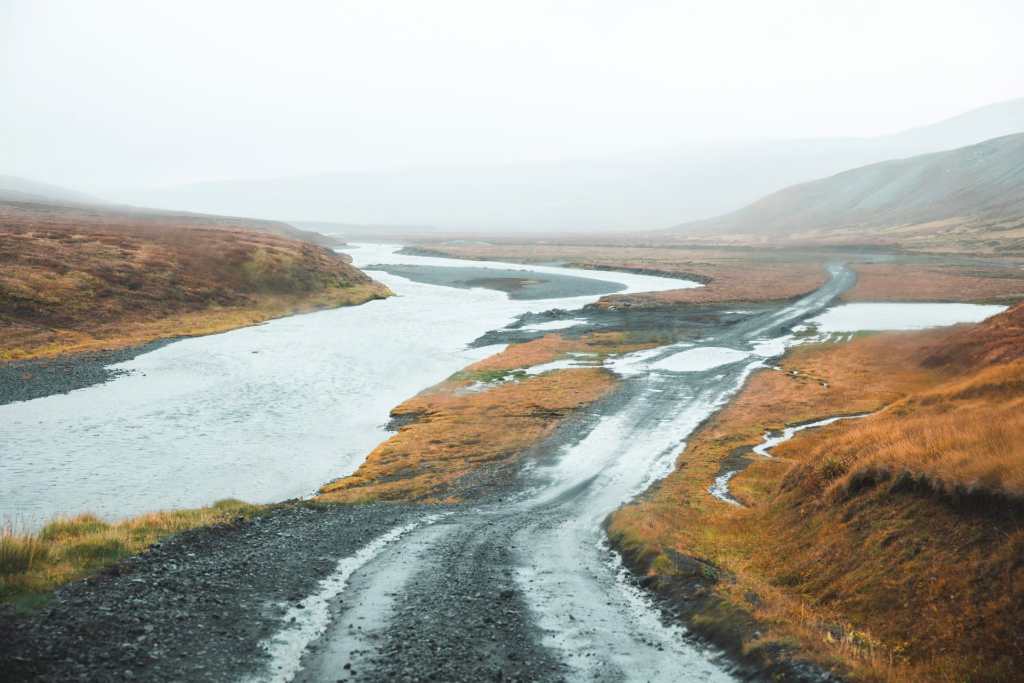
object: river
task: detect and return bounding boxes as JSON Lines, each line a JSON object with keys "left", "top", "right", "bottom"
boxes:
{"left": 0, "top": 244, "right": 693, "bottom": 528}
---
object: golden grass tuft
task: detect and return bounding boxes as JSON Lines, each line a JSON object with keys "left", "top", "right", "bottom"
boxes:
{"left": 777, "top": 359, "right": 1024, "bottom": 504}
{"left": 1, "top": 499, "right": 260, "bottom": 606}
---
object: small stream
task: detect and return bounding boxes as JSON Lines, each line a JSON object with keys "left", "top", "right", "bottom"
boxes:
{"left": 710, "top": 413, "right": 871, "bottom": 506}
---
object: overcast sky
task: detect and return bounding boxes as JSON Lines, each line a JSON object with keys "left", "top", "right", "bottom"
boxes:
{"left": 3, "top": 0, "right": 1023, "bottom": 190}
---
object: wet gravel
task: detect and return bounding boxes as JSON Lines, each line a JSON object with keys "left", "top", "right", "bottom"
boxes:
{"left": 0, "top": 503, "right": 422, "bottom": 682}
{"left": 321, "top": 513, "right": 567, "bottom": 683}
{"left": 0, "top": 341, "right": 173, "bottom": 406}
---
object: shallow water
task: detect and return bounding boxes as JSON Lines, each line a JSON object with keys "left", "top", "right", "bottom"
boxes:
{"left": 808, "top": 302, "right": 1005, "bottom": 332}
{"left": 0, "top": 244, "right": 689, "bottom": 528}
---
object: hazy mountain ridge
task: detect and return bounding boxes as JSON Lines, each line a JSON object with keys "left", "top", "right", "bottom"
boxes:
{"left": 0, "top": 175, "right": 100, "bottom": 205}
{"left": 680, "top": 133, "right": 1024, "bottom": 234}
{"left": 110, "top": 98, "right": 1024, "bottom": 232}
{"left": 674, "top": 133, "right": 1024, "bottom": 252}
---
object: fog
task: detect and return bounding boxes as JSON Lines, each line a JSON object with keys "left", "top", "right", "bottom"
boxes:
{"left": 3, "top": 1, "right": 1023, "bottom": 230}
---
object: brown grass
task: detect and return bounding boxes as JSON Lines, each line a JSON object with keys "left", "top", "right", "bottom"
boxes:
{"left": 0, "top": 202, "right": 390, "bottom": 359}
{"left": 923, "top": 301, "right": 1024, "bottom": 369}
{"left": 608, "top": 321, "right": 1024, "bottom": 681}
{"left": 844, "top": 263, "right": 1024, "bottom": 304}
{"left": 787, "top": 359, "right": 1024, "bottom": 503}
{"left": 1, "top": 500, "right": 261, "bottom": 609}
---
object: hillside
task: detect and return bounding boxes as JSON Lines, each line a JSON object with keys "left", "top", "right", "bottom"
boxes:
{"left": 0, "top": 202, "right": 389, "bottom": 360}
{"left": 609, "top": 307, "right": 1024, "bottom": 681}
{"left": 675, "top": 133, "right": 1024, "bottom": 253}
{"left": 0, "top": 197, "right": 343, "bottom": 248}
{"left": 112, "top": 99, "right": 1024, "bottom": 232}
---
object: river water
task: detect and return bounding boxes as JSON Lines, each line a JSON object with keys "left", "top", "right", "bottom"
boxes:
{"left": 0, "top": 244, "right": 693, "bottom": 528}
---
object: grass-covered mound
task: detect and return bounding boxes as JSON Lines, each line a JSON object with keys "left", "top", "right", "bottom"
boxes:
{"left": 0, "top": 201, "right": 390, "bottom": 360}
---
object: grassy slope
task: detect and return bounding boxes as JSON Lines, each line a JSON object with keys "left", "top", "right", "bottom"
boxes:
{"left": 608, "top": 308, "right": 1024, "bottom": 681}
{"left": 0, "top": 202, "right": 390, "bottom": 360}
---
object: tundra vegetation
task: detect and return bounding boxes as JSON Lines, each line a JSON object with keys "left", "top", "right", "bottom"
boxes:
{"left": 0, "top": 202, "right": 390, "bottom": 360}
{"left": 608, "top": 304, "right": 1024, "bottom": 682}
{"left": 0, "top": 500, "right": 261, "bottom": 611}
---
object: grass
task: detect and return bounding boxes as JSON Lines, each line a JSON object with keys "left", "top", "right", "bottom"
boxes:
{"left": 842, "top": 262, "right": 1024, "bottom": 304}
{"left": 793, "top": 361, "right": 1024, "bottom": 503}
{"left": 1, "top": 499, "right": 261, "bottom": 610}
{"left": 0, "top": 202, "right": 390, "bottom": 360}
{"left": 607, "top": 317, "right": 1024, "bottom": 682}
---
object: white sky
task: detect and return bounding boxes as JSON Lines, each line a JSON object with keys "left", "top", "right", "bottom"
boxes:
{"left": 3, "top": 0, "right": 1023, "bottom": 189}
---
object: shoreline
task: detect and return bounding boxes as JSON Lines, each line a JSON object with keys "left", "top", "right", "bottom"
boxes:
{"left": 0, "top": 282, "right": 391, "bottom": 406}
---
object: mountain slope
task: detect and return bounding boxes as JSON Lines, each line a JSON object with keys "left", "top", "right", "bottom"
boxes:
{"left": 674, "top": 133, "right": 1024, "bottom": 252}
{"left": 113, "top": 98, "right": 1024, "bottom": 232}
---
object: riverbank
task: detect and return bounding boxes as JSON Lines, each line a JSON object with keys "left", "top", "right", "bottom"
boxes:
{"left": 608, "top": 308, "right": 1024, "bottom": 681}
{"left": 1, "top": 244, "right": 700, "bottom": 528}
{"left": 7, "top": 242, "right": 1019, "bottom": 681}
{"left": 0, "top": 282, "right": 390, "bottom": 404}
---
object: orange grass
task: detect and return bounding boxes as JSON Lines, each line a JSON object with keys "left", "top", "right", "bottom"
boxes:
{"left": 319, "top": 368, "right": 616, "bottom": 502}
{"left": 0, "top": 205, "right": 389, "bottom": 360}
{"left": 788, "top": 359, "right": 1024, "bottom": 503}
{"left": 1, "top": 500, "right": 261, "bottom": 609}
{"left": 608, "top": 322, "right": 1024, "bottom": 681}
{"left": 843, "top": 263, "right": 1024, "bottom": 304}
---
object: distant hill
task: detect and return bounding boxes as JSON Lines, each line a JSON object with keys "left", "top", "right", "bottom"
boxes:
{"left": 113, "top": 98, "right": 1024, "bottom": 232}
{"left": 673, "top": 133, "right": 1024, "bottom": 253}
{"left": 0, "top": 189, "right": 342, "bottom": 247}
{"left": 0, "top": 175, "right": 99, "bottom": 205}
